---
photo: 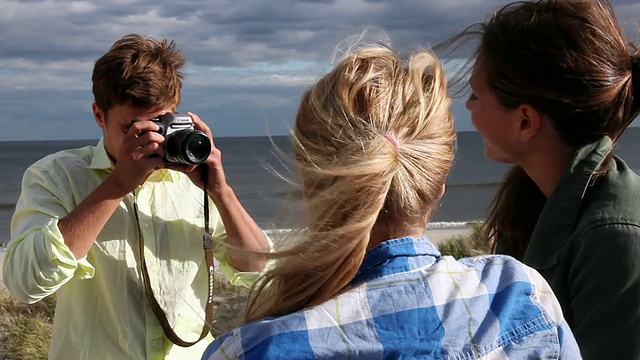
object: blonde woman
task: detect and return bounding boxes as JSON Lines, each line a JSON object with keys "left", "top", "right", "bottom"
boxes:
{"left": 203, "top": 45, "right": 580, "bottom": 359}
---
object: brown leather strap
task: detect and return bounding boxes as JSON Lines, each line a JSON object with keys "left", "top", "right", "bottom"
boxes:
{"left": 133, "top": 169, "right": 215, "bottom": 347}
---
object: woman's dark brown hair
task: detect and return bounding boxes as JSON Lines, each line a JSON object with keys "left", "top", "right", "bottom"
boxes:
{"left": 447, "top": 0, "right": 640, "bottom": 258}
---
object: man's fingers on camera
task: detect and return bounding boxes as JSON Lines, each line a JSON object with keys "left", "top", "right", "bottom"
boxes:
{"left": 186, "top": 111, "right": 214, "bottom": 139}
{"left": 127, "top": 122, "right": 158, "bottom": 139}
{"left": 128, "top": 127, "right": 164, "bottom": 149}
{"left": 130, "top": 119, "right": 160, "bottom": 132}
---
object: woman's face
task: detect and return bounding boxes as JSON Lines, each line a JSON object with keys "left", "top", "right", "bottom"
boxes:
{"left": 465, "top": 61, "right": 523, "bottom": 164}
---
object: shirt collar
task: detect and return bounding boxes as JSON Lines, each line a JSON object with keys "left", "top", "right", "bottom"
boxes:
{"left": 88, "top": 137, "right": 114, "bottom": 171}
{"left": 88, "top": 136, "right": 174, "bottom": 182}
{"left": 350, "top": 236, "right": 441, "bottom": 286}
{"left": 524, "top": 135, "right": 613, "bottom": 268}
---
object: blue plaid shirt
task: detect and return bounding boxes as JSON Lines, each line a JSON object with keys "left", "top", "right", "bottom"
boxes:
{"left": 203, "top": 237, "right": 582, "bottom": 359}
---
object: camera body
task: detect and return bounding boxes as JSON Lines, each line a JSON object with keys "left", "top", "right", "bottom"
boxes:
{"left": 150, "top": 113, "right": 211, "bottom": 165}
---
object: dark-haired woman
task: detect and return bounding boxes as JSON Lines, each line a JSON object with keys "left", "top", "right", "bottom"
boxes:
{"left": 460, "top": 0, "right": 640, "bottom": 358}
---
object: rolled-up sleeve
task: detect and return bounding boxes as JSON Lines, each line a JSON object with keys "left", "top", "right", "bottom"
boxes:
{"left": 213, "top": 230, "right": 273, "bottom": 288}
{"left": 3, "top": 164, "right": 95, "bottom": 303}
{"left": 4, "top": 218, "right": 95, "bottom": 303}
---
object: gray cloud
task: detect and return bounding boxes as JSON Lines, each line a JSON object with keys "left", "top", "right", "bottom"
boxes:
{"left": 0, "top": 0, "right": 639, "bottom": 140}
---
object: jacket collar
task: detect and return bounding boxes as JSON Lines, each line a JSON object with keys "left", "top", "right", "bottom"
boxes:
{"left": 523, "top": 136, "right": 613, "bottom": 268}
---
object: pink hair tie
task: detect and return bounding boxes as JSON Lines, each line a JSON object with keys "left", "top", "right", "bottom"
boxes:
{"left": 383, "top": 134, "right": 399, "bottom": 150}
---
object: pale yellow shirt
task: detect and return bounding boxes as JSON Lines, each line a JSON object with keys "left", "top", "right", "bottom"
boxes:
{"left": 3, "top": 138, "right": 264, "bottom": 360}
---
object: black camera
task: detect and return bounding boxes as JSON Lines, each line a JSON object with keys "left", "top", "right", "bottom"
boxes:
{"left": 150, "top": 113, "right": 211, "bottom": 165}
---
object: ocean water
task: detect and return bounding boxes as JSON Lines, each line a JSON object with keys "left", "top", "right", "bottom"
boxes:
{"left": 2, "top": 129, "right": 640, "bottom": 244}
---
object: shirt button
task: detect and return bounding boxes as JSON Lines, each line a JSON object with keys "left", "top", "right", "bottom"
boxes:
{"left": 151, "top": 339, "right": 160, "bottom": 347}
{"left": 144, "top": 224, "right": 150, "bottom": 229}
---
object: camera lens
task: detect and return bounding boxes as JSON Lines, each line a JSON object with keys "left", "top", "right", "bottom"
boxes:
{"left": 165, "top": 129, "right": 211, "bottom": 165}
{"left": 184, "top": 132, "right": 211, "bottom": 163}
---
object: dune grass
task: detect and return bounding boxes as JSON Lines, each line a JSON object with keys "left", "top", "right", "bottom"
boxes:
{"left": 0, "top": 291, "right": 55, "bottom": 360}
{"left": 0, "top": 270, "right": 246, "bottom": 359}
{"left": 436, "top": 222, "right": 491, "bottom": 259}
{"left": 210, "top": 271, "right": 250, "bottom": 337}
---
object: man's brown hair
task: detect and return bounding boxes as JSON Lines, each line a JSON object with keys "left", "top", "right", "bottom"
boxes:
{"left": 92, "top": 34, "right": 185, "bottom": 115}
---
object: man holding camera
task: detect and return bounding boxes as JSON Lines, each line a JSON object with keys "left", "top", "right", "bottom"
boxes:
{"left": 2, "top": 34, "right": 270, "bottom": 359}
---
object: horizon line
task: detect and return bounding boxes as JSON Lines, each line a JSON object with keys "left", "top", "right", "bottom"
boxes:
{"left": 0, "top": 130, "right": 488, "bottom": 143}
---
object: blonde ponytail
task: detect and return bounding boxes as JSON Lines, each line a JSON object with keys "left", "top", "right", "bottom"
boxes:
{"left": 244, "top": 45, "right": 455, "bottom": 323}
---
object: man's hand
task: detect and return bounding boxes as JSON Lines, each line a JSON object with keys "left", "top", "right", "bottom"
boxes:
{"left": 108, "top": 120, "right": 166, "bottom": 196}
{"left": 165, "top": 111, "right": 268, "bottom": 271}
{"left": 165, "top": 112, "right": 230, "bottom": 201}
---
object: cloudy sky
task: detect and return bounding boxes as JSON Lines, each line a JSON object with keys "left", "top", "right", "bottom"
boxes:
{"left": 2, "top": 0, "right": 640, "bottom": 141}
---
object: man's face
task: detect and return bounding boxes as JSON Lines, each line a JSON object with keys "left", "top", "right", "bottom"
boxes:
{"left": 92, "top": 103, "right": 173, "bottom": 164}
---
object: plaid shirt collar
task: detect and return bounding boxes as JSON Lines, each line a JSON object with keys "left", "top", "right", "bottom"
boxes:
{"left": 351, "top": 236, "right": 441, "bottom": 286}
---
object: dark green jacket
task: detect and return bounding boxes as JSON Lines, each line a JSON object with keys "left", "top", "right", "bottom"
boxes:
{"left": 524, "top": 136, "right": 640, "bottom": 359}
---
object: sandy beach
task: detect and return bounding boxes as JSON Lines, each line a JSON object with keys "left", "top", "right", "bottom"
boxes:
{"left": 426, "top": 226, "right": 474, "bottom": 244}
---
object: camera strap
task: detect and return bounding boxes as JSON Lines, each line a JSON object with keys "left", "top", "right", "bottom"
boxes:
{"left": 134, "top": 168, "right": 215, "bottom": 347}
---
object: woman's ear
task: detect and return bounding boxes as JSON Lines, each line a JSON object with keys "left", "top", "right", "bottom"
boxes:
{"left": 518, "top": 104, "right": 541, "bottom": 142}
{"left": 438, "top": 184, "right": 446, "bottom": 200}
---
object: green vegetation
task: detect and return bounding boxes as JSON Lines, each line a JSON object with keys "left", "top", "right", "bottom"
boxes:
{"left": 437, "top": 222, "right": 492, "bottom": 259}
{"left": 0, "top": 291, "right": 55, "bottom": 360}
{"left": 0, "top": 270, "right": 247, "bottom": 359}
